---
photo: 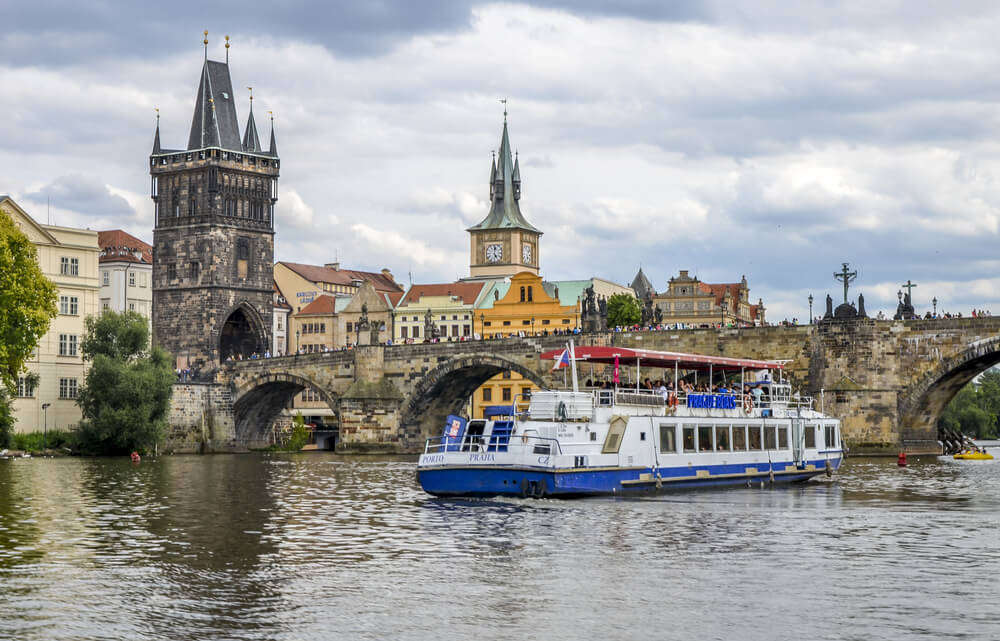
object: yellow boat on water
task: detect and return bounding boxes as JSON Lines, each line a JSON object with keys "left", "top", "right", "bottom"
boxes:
{"left": 953, "top": 451, "right": 994, "bottom": 460}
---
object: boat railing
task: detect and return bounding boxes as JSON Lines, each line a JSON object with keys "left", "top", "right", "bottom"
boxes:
{"left": 423, "top": 433, "right": 564, "bottom": 455}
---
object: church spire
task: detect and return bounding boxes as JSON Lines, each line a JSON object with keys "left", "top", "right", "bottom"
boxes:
{"left": 242, "top": 87, "right": 261, "bottom": 152}
{"left": 187, "top": 51, "right": 242, "bottom": 151}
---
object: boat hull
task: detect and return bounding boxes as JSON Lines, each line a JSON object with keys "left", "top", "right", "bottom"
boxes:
{"left": 418, "top": 457, "right": 842, "bottom": 498}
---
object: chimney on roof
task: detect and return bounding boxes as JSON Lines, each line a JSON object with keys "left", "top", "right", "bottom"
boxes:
{"left": 381, "top": 268, "right": 394, "bottom": 282}
{"left": 325, "top": 262, "right": 340, "bottom": 271}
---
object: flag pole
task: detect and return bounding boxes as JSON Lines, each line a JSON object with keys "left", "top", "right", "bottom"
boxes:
{"left": 569, "top": 339, "right": 579, "bottom": 393}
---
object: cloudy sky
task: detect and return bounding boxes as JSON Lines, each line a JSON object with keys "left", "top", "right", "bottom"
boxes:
{"left": 4, "top": 1, "right": 1000, "bottom": 320}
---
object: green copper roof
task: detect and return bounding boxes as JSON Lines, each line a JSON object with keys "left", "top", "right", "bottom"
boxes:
{"left": 468, "top": 119, "right": 540, "bottom": 234}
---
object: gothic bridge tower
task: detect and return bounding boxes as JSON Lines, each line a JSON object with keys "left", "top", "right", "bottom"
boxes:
{"left": 150, "top": 42, "right": 279, "bottom": 368}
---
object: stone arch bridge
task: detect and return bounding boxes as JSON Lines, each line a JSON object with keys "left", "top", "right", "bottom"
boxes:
{"left": 165, "top": 317, "right": 1000, "bottom": 454}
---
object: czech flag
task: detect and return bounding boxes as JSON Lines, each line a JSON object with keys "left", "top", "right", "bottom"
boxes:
{"left": 552, "top": 348, "right": 571, "bottom": 371}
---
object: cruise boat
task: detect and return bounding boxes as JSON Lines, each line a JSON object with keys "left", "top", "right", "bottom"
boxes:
{"left": 417, "top": 343, "right": 844, "bottom": 497}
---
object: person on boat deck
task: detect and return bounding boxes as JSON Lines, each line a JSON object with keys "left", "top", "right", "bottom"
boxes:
{"left": 752, "top": 385, "right": 764, "bottom": 405}
{"left": 657, "top": 381, "right": 668, "bottom": 399}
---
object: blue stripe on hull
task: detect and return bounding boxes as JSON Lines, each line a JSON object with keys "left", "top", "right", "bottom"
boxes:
{"left": 418, "top": 457, "right": 842, "bottom": 498}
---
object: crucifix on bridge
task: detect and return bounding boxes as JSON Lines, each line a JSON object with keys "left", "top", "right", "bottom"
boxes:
{"left": 901, "top": 279, "right": 917, "bottom": 305}
{"left": 834, "top": 262, "right": 858, "bottom": 304}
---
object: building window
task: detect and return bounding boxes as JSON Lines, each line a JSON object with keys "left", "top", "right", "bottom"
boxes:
{"left": 129, "top": 272, "right": 136, "bottom": 287}
{"left": 236, "top": 239, "right": 250, "bottom": 279}
{"left": 102, "top": 300, "right": 110, "bottom": 311}
{"left": 59, "top": 378, "right": 78, "bottom": 399}
{"left": 167, "top": 264, "right": 176, "bottom": 281}
{"left": 190, "top": 262, "right": 200, "bottom": 281}
{"left": 502, "top": 388, "right": 512, "bottom": 401}
{"left": 522, "top": 320, "right": 530, "bottom": 326}
{"left": 60, "top": 257, "right": 79, "bottom": 276}
{"left": 502, "top": 321, "right": 511, "bottom": 326}
{"left": 527, "top": 286, "right": 533, "bottom": 302}
{"left": 520, "top": 286, "right": 526, "bottom": 302}
{"left": 542, "top": 319, "right": 550, "bottom": 325}
{"left": 59, "top": 296, "right": 79, "bottom": 315}
{"left": 277, "top": 318, "right": 283, "bottom": 331}
{"left": 102, "top": 270, "right": 110, "bottom": 286}
{"left": 400, "top": 326, "right": 408, "bottom": 338}
{"left": 59, "top": 334, "right": 78, "bottom": 357}
{"left": 463, "top": 325, "right": 470, "bottom": 336}
{"left": 129, "top": 302, "right": 136, "bottom": 312}
{"left": 16, "top": 377, "right": 35, "bottom": 398}
{"left": 561, "top": 319, "right": 571, "bottom": 324}
{"left": 412, "top": 326, "right": 420, "bottom": 338}
{"left": 482, "top": 388, "right": 492, "bottom": 402}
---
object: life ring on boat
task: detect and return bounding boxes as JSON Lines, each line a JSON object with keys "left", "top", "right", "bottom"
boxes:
{"left": 668, "top": 393, "right": 678, "bottom": 408}
{"left": 743, "top": 395, "right": 754, "bottom": 415}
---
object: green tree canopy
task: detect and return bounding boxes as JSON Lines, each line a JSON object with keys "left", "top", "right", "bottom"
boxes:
{"left": 0, "top": 210, "right": 57, "bottom": 392}
{"left": 0, "top": 210, "right": 57, "bottom": 447}
{"left": 607, "top": 293, "right": 640, "bottom": 327}
{"left": 938, "top": 370, "right": 1000, "bottom": 439}
{"left": 76, "top": 311, "right": 173, "bottom": 455}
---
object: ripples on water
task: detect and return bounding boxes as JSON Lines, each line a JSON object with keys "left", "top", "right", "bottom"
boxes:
{"left": 1, "top": 450, "right": 999, "bottom": 641}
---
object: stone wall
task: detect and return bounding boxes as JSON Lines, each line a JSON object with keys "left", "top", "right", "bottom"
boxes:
{"left": 165, "top": 383, "right": 236, "bottom": 453}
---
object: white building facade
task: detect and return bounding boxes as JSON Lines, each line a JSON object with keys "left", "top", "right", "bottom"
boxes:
{"left": 97, "top": 230, "right": 152, "bottom": 331}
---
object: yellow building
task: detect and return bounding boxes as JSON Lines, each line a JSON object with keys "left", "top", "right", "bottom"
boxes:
{"left": 1, "top": 196, "right": 99, "bottom": 433}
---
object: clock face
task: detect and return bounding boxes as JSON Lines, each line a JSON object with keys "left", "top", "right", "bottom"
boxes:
{"left": 486, "top": 244, "right": 503, "bottom": 263}
{"left": 522, "top": 244, "right": 532, "bottom": 263}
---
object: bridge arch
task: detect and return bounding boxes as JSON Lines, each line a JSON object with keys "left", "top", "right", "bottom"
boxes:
{"left": 232, "top": 372, "right": 339, "bottom": 448}
{"left": 217, "top": 300, "right": 269, "bottom": 362}
{"left": 898, "top": 335, "right": 1000, "bottom": 446}
{"left": 400, "top": 354, "right": 549, "bottom": 445}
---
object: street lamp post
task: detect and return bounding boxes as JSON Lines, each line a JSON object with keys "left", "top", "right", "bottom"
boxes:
{"left": 295, "top": 329, "right": 300, "bottom": 354}
{"left": 933, "top": 297, "right": 938, "bottom": 317}
{"left": 41, "top": 403, "right": 50, "bottom": 450}
{"left": 808, "top": 294, "right": 814, "bottom": 324}
{"left": 721, "top": 301, "right": 728, "bottom": 327}
{"left": 479, "top": 313, "right": 485, "bottom": 340}
{"left": 530, "top": 316, "right": 535, "bottom": 336}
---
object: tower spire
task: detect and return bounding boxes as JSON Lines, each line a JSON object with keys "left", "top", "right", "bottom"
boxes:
{"left": 242, "top": 87, "right": 261, "bottom": 152}
{"left": 152, "top": 108, "right": 161, "bottom": 153}
{"left": 203, "top": 30, "right": 208, "bottom": 60}
{"left": 225, "top": 35, "right": 230, "bottom": 64}
{"left": 267, "top": 111, "right": 278, "bottom": 156}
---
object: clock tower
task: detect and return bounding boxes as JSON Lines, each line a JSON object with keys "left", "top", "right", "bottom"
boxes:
{"left": 467, "top": 113, "right": 541, "bottom": 279}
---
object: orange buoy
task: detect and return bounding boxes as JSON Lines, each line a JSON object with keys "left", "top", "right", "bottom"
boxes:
{"left": 897, "top": 452, "right": 907, "bottom": 467}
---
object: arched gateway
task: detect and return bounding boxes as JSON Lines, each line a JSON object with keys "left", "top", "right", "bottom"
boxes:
{"left": 219, "top": 302, "right": 269, "bottom": 361}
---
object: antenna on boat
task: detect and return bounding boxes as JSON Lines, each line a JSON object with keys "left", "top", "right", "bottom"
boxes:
{"left": 569, "top": 339, "right": 579, "bottom": 393}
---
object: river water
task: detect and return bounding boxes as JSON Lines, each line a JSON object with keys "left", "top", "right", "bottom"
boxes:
{"left": 1, "top": 450, "right": 998, "bottom": 641}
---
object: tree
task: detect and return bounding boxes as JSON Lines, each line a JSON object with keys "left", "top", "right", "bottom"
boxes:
{"left": 607, "top": 293, "right": 640, "bottom": 327}
{"left": 938, "top": 373, "right": 1000, "bottom": 439}
{"left": 0, "top": 210, "right": 58, "bottom": 446}
{"left": 76, "top": 311, "right": 174, "bottom": 455}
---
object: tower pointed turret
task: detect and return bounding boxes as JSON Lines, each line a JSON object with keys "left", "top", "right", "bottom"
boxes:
{"left": 267, "top": 112, "right": 278, "bottom": 157}
{"left": 468, "top": 116, "right": 538, "bottom": 234}
{"left": 152, "top": 111, "right": 161, "bottom": 154}
{"left": 242, "top": 90, "right": 261, "bottom": 152}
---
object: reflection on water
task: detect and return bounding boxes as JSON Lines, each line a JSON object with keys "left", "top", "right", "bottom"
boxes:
{"left": 1, "top": 452, "right": 999, "bottom": 640}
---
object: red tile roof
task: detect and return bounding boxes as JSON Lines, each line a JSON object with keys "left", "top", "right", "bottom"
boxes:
{"left": 279, "top": 262, "right": 402, "bottom": 293}
{"left": 398, "top": 282, "right": 485, "bottom": 307}
{"left": 298, "top": 295, "right": 338, "bottom": 316}
{"left": 97, "top": 229, "right": 152, "bottom": 264}
{"left": 384, "top": 291, "right": 405, "bottom": 307}
{"left": 697, "top": 282, "right": 742, "bottom": 306}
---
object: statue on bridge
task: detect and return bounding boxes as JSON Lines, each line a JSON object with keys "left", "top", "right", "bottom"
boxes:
{"left": 581, "top": 284, "right": 607, "bottom": 333}
{"left": 424, "top": 308, "right": 440, "bottom": 342}
{"left": 894, "top": 280, "right": 918, "bottom": 320}
{"left": 356, "top": 302, "right": 372, "bottom": 345}
{"left": 822, "top": 262, "right": 868, "bottom": 322}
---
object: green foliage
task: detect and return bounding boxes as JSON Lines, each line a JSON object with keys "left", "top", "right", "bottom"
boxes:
{"left": 607, "top": 293, "right": 641, "bottom": 327}
{"left": 81, "top": 310, "right": 150, "bottom": 362}
{"left": 0, "top": 210, "right": 57, "bottom": 393}
{"left": 75, "top": 311, "right": 173, "bottom": 455}
{"left": 9, "top": 430, "right": 77, "bottom": 453}
{"left": 0, "top": 388, "right": 12, "bottom": 449}
{"left": 938, "top": 370, "right": 1000, "bottom": 439}
{"left": 270, "top": 412, "right": 311, "bottom": 452}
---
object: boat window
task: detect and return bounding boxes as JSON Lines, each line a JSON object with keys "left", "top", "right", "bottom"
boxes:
{"left": 640, "top": 432, "right": 646, "bottom": 441}
{"left": 825, "top": 424, "right": 837, "bottom": 448}
{"left": 748, "top": 425, "right": 763, "bottom": 450}
{"left": 764, "top": 425, "right": 777, "bottom": 450}
{"left": 698, "top": 426, "right": 713, "bottom": 452}
{"left": 603, "top": 417, "right": 627, "bottom": 454}
{"left": 590, "top": 431, "right": 597, "bottom": 441}
{"left": 683, "top": 426, "right": 696, "bottom": 453}
{"left": 732, "top": 425, "right": 747, "bottom": 450}
{"left": 659, "top": 424, "right": 677, "bottom": 453}
{"left": 715, "top": 425, "right": 730, "bottom": 451}
{"left": 778, "top": 426, "right": 789, "bottom": 449}
{"left": 804, "top": 424, "right": 816, "bottom": 448}
{"left": 533, "top": 443, "right": 551, "bottom": 455}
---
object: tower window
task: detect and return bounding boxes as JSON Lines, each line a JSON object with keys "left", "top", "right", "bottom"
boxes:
{"left": 189, "top": 198, "right": 196, "bottom": 216}
{"left": 520, "top": 286, "right": 525, "bottom": 302}
{"left": 237, "top": 239, "right": 250, "bottom": 279}
{"left": 190, "top": 262, "right": 200, "bottom": 281}
{"left": 167, "top": 264, "right": 176, "bottom": 281}
{"left": 527, "top": 286, "right": 533, "bottom": 302}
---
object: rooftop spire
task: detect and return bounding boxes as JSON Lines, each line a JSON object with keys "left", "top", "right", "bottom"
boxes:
{"left": 242, "top": 87, "right": 261, "bottom": 152}
{"left": 152, "top": 108, "right": 161, "bottom": 153}
{"left": 187, "top": 54, "right": 242, "bottom": 151}
{"left": 267, "top": 111, "right": 278, "bottom": 157}
{"left": 225, "top": 35, "right": 230, "bottom": 64}
{"left": 467, "top": 110, "right": 539, "bottom": 234}
{"left": 203, "top": 30, "right": 208, "bottom": 60}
